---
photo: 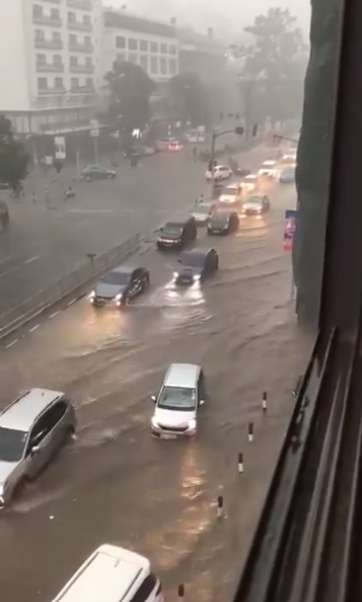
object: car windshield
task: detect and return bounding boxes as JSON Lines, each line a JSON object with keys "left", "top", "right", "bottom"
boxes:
{"left": 100, "top": 271, "right": 130, "bottom": 286}
{"left": 0, "top": 427, "right": 27, "bottom": 462}
{"left": 246, "top": 197, "right": 263, "bottom": 206}
{"left": 157, "top": 386, "right": 197, "bottom": 411}
{"left": 212, "top": 213, "right": 229, "bottom": 224}
{"left": 162, "top": 223, "right": 183, "bottom": 234}
{"left": 181, "top": 252, "right": 205, "bottom": 267}
{"left": 194, "top": 204, "right": 211, "bottom": 214}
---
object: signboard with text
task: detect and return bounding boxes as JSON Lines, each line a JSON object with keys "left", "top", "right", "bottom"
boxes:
{"left": 283, "top": 209, "right": 298, "bottom": 251}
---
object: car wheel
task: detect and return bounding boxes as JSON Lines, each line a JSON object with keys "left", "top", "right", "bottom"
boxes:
{"left": 215, "top": 258, "right": 219, "bottom": 270}
{"left": 144, "top": 275, "right": 150, "bottom": 290}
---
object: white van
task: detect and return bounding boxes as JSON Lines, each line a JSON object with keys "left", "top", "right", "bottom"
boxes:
{"left": 150, "top": 363, "right": 206, "bottom": 439}
{"left": 51, "top": 544, "right": 164, "bottom": 602}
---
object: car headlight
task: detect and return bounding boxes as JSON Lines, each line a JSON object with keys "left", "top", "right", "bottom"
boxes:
{"left": 151, "top": 417, "right": 160, "bottom": 428}
{"left": 173, "top": 271, "right": 179, "bottom": 278}
{"left": 115, "top": 293, "right": 123, "bottom": 301}
{"left": 193, "top": 274, "right": 201, "bottom": 281}
{"left": 188, "top": 419, "right": 197, "bottom": 430}
{"left": 89, "top": 290, "right": 96, "bottom": 299}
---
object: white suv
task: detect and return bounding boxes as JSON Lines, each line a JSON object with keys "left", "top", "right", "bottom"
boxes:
{"left": 205, "top": 165, "right": 232, "bottom": 181}
{"left": 257, "top": 160, "right": 278, "bottom": 178}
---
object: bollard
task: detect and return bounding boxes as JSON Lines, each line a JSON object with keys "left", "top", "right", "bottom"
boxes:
{"left": 248, "top": 423, "right": 254, "bottom": 443}
{"left": 238, "top": 452, "right": 244, "bottom": 473}
{"left": 262, "top": 391, "right": 267, "bottom": 412}
{"left": 178, "top": 584, "right": 185, "bottom": 599}
{"left": 217, "top": 495, "right": 224, "bottom": 518}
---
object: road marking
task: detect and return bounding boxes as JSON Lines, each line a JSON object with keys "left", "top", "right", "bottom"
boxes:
{"left": 67, "top": 298, "right": 77, "bottom": 306}
{"left": 68, "top": 209, "right": 114, "bottom": 214}
{"left": 49, "top": 311, "right": 59, "bottom": 319}
{"left": 24, "top": 255, "right": 40, "bottom": 265}
{"left": 28, "top": 324, "right": 40, "bottom": 333}
{"left": 5, "top": 339, "right": 18, "bottom": 349}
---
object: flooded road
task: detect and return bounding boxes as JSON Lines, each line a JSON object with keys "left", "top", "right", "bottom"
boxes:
{"left": 0, "top": 182, "right": 312, "bottom": 602}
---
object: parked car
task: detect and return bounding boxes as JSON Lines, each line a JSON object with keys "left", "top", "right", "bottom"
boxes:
{"left": 0, "top": 388, "right": 76, "bottom": 508}
{"left": 82, "top": 165, "right": 116, "bottom": 181}
{"left": 173, "top": 248, "right": 219, "bottom": 285}
{"left": 90, "top": 265, "right": 150, "bottom": 307}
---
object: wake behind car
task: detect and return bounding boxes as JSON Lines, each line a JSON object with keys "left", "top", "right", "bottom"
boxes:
{"left": 208, "top": 209, "right": 239, "bottom": 235}
{"left": 205, "top": 165, "right": 232, "bottom": 181}
{"left": 90, "top": 265, "right": 149, "bottom": 307}
{"left": 191, "top": 201, "right": 216, "bottom": 226}
{"left": 279, "top": 164, "right": 296, "bottom": 184}
{"left": 174, "top": 248, "right": 219, "bottom": 285}
{"left": 257, "top": 160, "right": 278, "bottom": 178}
{"left": 82, "top": 165, "right": 116, "bottom": 181}
{"left": 241, "top": 193, "right": 270, "bottom": 217}
{"left": 150, "top": 363, "right": 206, "bottom": 439}
{"left": 0, "top": 388, "right": 76, "bottom": 508}
{"left": 157, "top": 216, "right": 197, "bottom": 250}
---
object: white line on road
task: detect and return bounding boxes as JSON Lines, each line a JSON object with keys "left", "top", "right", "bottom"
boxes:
{"left": 49, "top": 311, "right": 60, "bottom": 319}
{"left": 67, "top": 298, "right": 77, "bottom": 306}
{"left": 24, "top": 255, "right": 40, "bottom": 265}
{"left": 5, "top": 339, "right": 18, "bottom": 349}
{"left": 28, "top": 324, "right": 40, "bottom": 333}
{"left": 68, "top": 209, "right": 114, "bottom": 214}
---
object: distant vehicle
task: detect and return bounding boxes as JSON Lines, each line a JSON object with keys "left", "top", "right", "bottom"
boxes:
{"left": 219, "top": 182, "right": 243, "bottom": 205}
{"left": 173, "top": 247, "right": 219, "bottom": 285}
{"left": 0, "top": 201, "right": 9, "bottom": 231}
{"left": 257, "top": 160, "right": 278, "bottom": 178}
{"left": 90, "top": 265, "right": 149, "bottom": 307}
{"left": 241, "top": 174, "right": 259, "bottom": 194}
{"left": 208, "top": 210, "right": 239, "bottom": 235}
{"left": 157, "top": 216, "right": 197, "bottom": 250}
{"left": 281, "top": 152, "right": 297, "bottom": 164}
{"left": 168, "top": 139, "right": 183, "bottom": 151}
{"left": 241, "top": 193, "right": 271, "bottom": 217}
{"left": 191, "top": 201, "right": 216, "bottom": 226}
{"left": 82, "top": 165, "right": 116, "bottom": 181}
{"left": 0, "top": 388, "right": 76, "bottom": 508}
{"left": 150, "top": 363, "right": 206, "bottom": 439}
{"left": 205, "top": 165, "right": 232, "bottom": 181}
{"left": 52, "top": 544, "right": 164, "bottom": 602}
{"left": 279, "top": 164, "right": 296, "bottom": 184}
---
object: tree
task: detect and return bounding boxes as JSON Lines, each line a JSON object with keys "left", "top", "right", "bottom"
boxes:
{"left": 168, "top": 72, "right": 210, "bottom": 128}
{"left": 239, "top": 8, "right": 308, "bottom": 126}
{"left": 104, "top": 60, "right": 155, "bottom": 137}
{"left": 0, "top": 116, "right": 29, "bottom": 192}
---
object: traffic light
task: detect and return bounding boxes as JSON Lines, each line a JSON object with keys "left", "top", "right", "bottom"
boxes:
{"left": 252, "top": 124, "right": 258, "bottom": 137}
{"left": 235, "top": 126, "right": 245, "bottom": 135}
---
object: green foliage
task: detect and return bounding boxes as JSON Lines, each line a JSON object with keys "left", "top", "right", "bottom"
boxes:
{"left": 0, "top": 115, "right": 29, "bottom": 191}
{"left": 168, "top": 72, "right": 210, "bottom": 127}
{"left": 240, "top": 7, "right": 308, "bottom": 124}
{"left": 104, "top": 60, "right": 156, "bottom": 134}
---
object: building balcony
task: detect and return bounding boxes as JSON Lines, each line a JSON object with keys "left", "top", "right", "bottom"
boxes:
{"left": 67, "top": 21, "right": 92, "bottom": 32}
{"left": 33, "top": 15, "right": 62, "bottom": 27}
{"left": 37, "top": 86, "right": 66, "bottom": 96}
{"left": 35, "top": 39, "right": 63, "bottom": 50}
{"left": 36, "top": 63, "right": 64, "bottom": 72}
{"left": 66, "top": 0, "right": 92, "bottom": 9}
{"left": 33, "top": 92, "right": 97, "bottom": 109}
{"left": 41, "top": 0, "right": 61, "bottom": 3}
{"left": 70, "top": 64, "right": 95, "bottom": 74}
{"left": 71, "top": 84, "right": 95, "bottom": 94}
{"left": 69, "top": 41, "right": 94, "bottom": 53}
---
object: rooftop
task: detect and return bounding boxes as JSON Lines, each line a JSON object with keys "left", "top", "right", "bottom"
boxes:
{"left": 103, "top": 9, "right": 177, "bottom": 39}
{"left": 0, "top": 388, "right": 64, "bottom": 432}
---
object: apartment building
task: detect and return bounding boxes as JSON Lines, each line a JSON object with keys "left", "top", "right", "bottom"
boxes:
{"left": 0, "top": 0, "right": 102, "bottom": 137}
{"left": 101, "top": 9, "right": 179, "bottom": 84}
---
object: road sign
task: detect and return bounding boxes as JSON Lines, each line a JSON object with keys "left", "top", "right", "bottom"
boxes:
{"left": 90, "top": 119, "right": 99, "bottom": 137}
{"left": 54, "top": 136, "right": 66, "bottom": 160}
{"left": 283, "top": 209, "right": 298, "bottom": 251}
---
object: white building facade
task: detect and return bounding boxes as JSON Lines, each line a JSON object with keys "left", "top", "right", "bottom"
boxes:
{"left": 0, "top": 0, "right": 102, "bottom": 136}
{"left": 101, "top": 9, "right": 179, "bottom": 84}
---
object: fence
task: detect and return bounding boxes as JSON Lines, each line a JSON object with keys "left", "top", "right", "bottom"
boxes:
{"left": 0, "top": 233, "right": 140, "bottom": 340}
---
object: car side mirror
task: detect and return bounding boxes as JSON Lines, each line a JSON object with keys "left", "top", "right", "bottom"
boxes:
{"left": 199, "top": 399, "right": 205, "bottom": 406}
{"left": 151, "top": 395, "right": 156, "bottom": 403}
{"left": 31, "top": 445, "right": 40, "bottom": 455}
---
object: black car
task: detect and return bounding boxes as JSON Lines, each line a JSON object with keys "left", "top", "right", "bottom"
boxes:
{"left": 82, "top": 165, "right": 117, "bottom": 182}
{"left": 157, "top": 216, "right": 197, "bottom": 251}
{"left": 241, "top": 193, "right": 270, "bottom": 216}
{"left": 90, "top": 265, "right": 149, "bottom": 307}
{"left": 174, "top": 248, "right": 219, "bottom": 285}
{"left": 208, "top": 210, "right": 239, "bottom": 235}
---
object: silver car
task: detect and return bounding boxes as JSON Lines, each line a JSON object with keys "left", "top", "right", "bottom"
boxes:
{"left": 0, "top": 388, "right": 76, "bottom": 507}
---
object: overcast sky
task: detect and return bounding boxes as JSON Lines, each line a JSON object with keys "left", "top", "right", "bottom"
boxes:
{"left": 104, "top": 0, "right": 311, "bottom": 35}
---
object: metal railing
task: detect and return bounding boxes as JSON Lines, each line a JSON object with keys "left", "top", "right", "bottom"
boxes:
{"left": 0, "top": 233, "right": 140, "bottom": 340}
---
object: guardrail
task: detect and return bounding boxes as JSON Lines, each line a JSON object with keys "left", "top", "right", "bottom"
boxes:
{"left": 0, "top": 233, "right": 140, "bottom": 340}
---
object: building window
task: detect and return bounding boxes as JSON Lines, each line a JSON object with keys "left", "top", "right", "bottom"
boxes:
{"left": 33, "top": 5, "right": 42, "bottom": 18}
{"left": 54, "top": 77, "right": 63, "bottom": 89}
{"left": 69, "top": 33, "right": 77, "bottom": 44}
{"left": 50, "top": 8, "right": 60, "bottom": 19}
{"left": 150, "top": 56, "right": 158, "bottom": 74}
{"left": 116, "top": 53, "right": 126, "bottom": 63}
{"left": 86, "top": 78, "right": 93, "bottom": 88}
{"left": 128, "top": 38, "right": 138, "bottom": 50}
{"left": 150, "top": 41, "right": 158, "bottom": 53}
{"left": 140, "top": 40, "right": 148, "bottom": 52}
{"left": 169, "top": 58, "right": 177, "bottom": 75}
{"left": 34, "top": 29, "right": 44, "bottom": 41}
{"left": 84, "top": 36, "right": 91, "bottom": 47}
{"left": 128, "top": 53, "right": 137, "bottom": 63}
{"left": 68, "top": 11, "right": 75, "bottom": 23}
{"left": 85, "top": 56, "right": 92, "bottom": 67}
{"left": 83, "top": 14, "right": 91, "bottom": 25}
{"left": 37, "top": 77, "right": 47, "bottom": 90}
{"left": 52, "top": 31, "right": 61, "bottom": 42}
{"left": 160, "top": 43, "right": 167, "bottom": 54}
{"left": 169, "top": 44, "right": 177, "bottom": 55}
{"left": 36, "top": 54, "right": 46, "bottom": 65}
{"left": 116, "top": 35, "right": 126, "bottom": 49}
{"left": 160, "top": 57, "right": 167, "bottom": 75}
{"left": 71, "top": 77, "right": 79, "bottom": 89}
{"left": 70, "top": 56, "right": 78, "bottom": 66}
{"left": 139, "top": 55, "right": 148, "bottom": 71}
{"left": 53, "top": 55, "right": 62, "bottom": 66}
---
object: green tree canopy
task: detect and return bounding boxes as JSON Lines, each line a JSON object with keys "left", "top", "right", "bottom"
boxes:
{"left": 239, "top": 8, "right": 308, "bottom": 125}
{"left": 104, "top": 60, "right": 156, "bottom": 135}
{"left": 168, "top": 72, "right": 210, "bottom": 128}
{"left": 0, "top": 116, "right": 29, "bottom": 192}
